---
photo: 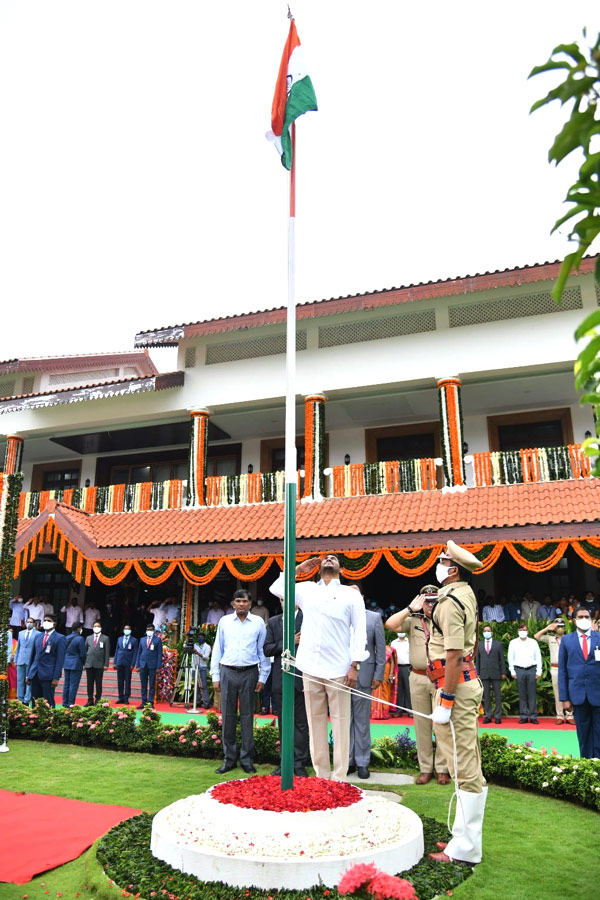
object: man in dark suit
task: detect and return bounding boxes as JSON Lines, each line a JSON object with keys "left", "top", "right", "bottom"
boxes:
{"left": 135, "top": 622, "right": 163, "bottom": 707}
{"left": 348, "top": 606, "right": 386, "bottom": 779}
{"left": 476, "top": 623, "right": 506, "bottom": 723}
{"left": 558, "top": 606, "right": 600, "bottom": 758}
{"left": 263, "top": 602, "right": 309, "bottom": 777}
{"left": 84, "top": 619, "right": 111, "bottom": 705}
{"left": 114, "top": 624, "right": 139, "bottom": 704}
{"left": 14, "top": 616, "right": 37, "bottom": 704}
{"left": 62, "top": 622, "right": 87, "bottom": 707}
{"left": 26, "top": 614, "right": 66, "bottom": 708}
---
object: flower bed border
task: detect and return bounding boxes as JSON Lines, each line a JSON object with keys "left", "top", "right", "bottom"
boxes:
{"left": 97, "top": 813, "right": 472, "bottom": 900}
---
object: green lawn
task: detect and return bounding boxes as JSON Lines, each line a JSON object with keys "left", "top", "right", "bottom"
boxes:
{"left": 1, "top": 739, "right": 598, "bottom": 900}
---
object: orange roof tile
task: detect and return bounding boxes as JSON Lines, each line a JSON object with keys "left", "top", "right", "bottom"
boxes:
{"left": 17, "top": 479, "right": 600, "bottom": 558}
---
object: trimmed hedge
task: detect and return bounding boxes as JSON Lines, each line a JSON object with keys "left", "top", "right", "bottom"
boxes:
{"left": 97, "top": 812, "right": 472, "bottom": 900}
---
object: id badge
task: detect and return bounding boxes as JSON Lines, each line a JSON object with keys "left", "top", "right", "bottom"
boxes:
{"left": 594, "top": 647, "right": 600, "bottom": 661}
{"left": 45, "top": 645, "right": 51, "bottom": 654}
{"left": 99, "top": 642, "right": 104, "bottom": 649}
{"left": 150, "top": 645, "right": 154, "bottom": 650}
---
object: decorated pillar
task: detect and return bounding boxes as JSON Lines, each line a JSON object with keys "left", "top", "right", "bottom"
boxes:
{"left": 437, "top": 378, "right": 466, "bottom": 492}
{"left": 4, "top": 434, "right": 24, "bottom": 475}
{"left": 303, "top": 394, "right": 326, "bottom": 500}
{"left": 187, "top": 410, "right": 210, "bottom": 507}
{"left": 1, "top": 435, "right": 24, "bottom": 751}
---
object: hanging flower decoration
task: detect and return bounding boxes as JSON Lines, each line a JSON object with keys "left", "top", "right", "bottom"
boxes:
{"left": 156, "top": 646, "right": 178, "bottom": 702}
{"left": 437, "top": 377, "right": 466, "bottom": 488}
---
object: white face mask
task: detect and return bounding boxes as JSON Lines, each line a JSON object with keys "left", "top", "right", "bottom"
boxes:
{"left": 483, "top": 632, "right": 492, "bottom": 640}
{"left": 575, "top": 617, "right": 592, "bottom": 633}
{"left": 124, "top": 629, "right": 131, "bottom": 636}
{"left": 436, "top": 563, "right": 450, "bottom": 585}
{"left": 518, "top": 631, "right": 528, "bottom": 640}
{"left": 146, "top": 631, "right": 154, "bottom": 638}
{"left": 42, "top": 621, "right": 54, "bottom": 631}
{"left": 93, "top": 626, "right": 101, "bottom": 633}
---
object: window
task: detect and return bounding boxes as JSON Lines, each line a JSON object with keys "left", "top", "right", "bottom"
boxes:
{"left": 365, "top": 423, "right": 440, "bottom": 463}
{"left": 487, "top": 409, "right": 573, "bottom": 452}
{"left": 31, "top": 461, "right": 82, "bottom": 492}
{"left": 109, "top": 460, "right": 188, "bottom": 485}
{"left": 260, "top": 437, "right": 308, "bottom": 473}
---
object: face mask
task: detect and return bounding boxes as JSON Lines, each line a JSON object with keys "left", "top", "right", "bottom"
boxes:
{"left": 42, "top": 621, "right": 54, "bottom": 631}
{"left": 483, "top": 632, "right": 492, "bottom": 640}
{"left": 124, "top": 629, "right": 131, "bottom": 636}
{"left": 436, "top": 563, "right": 449, "bottom": 585}
{"left": 575, "top": 618, "right": 592, "bottom": 633}
{"left": 197, "top": 636, "right": 205, "bottom": 644}
{"left": 146, "top": 631, "right": 154, "bottom": 638}
{"left": 93, "top": 626, "right": 101, "bottom": 633}
{"left": 26, "top": 622, "right": 34, "bottom": 630}
{"left": 257, "top": 600, "right": 264, "bottom": 606}
{"left": 555, "top": 627, "right": 565, "bottom": 634}
{"left": 518, "top": 631, "right": 528, "bottom": 640}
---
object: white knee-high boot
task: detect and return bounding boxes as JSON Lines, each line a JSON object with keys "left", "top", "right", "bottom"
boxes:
{"left": 445, "top": 787, "right": 488, "bottom": 864}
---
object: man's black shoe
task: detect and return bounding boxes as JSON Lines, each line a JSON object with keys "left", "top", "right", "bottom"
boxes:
{"left": 241, "top": 764, "right": 256, "bottom": 774}
{"left": 85, "top": 701, "right": 94, "bottom": 707}
{"left": 494, "top": 717, "right": 502, "bottom": 724}
{"left": 357, "top": 766, "right": 370, "bottom": 779}
{"left": 529, "top": 717, "right": 539, "bottom": 725}
{"left": 519, "top": 717, "right": 528, "bottom": 724}
{"left": 271, "top": 767, "right": 282, "bottom": 776}
{"left": 294, "top": 767, "right": 309, "bottom": 777}
{"left": 483, "top": 717, "right": 492, "bottom": 723}
{"left": 347, "top": 765, "right": 357, "bottom": 775}
{"left": 215, "top": 763, "right": 237, "bottom": 774}
{"left": 137, "top": 704, "right": 145, "bottom": 709}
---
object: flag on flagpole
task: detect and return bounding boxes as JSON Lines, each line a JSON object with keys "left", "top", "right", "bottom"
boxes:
{"left": 267, "top": 19, "right": 317, "bottom": 170}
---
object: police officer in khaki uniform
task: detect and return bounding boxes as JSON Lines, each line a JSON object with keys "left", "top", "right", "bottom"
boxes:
{"left": 386, "top": 585, "right": 450, "bottom": 785}
{"left": 426, "top": 541, "right": 487, "bottom": 866}
{"left": 534, "top": 619, "right": 574, "bottom": 725}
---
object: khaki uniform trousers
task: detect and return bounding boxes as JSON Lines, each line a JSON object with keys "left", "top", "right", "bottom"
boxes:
{"left": 409, "top": 671, "right": 449, "bottom": 774}
{"left": 551, "top": 667, "right": 574, "bottom": 720}
{"left": 303, "top": 673, "right": 351, "bottom": 781}
{"left": 433, "top": 678, "right": 486, "bottom": 793}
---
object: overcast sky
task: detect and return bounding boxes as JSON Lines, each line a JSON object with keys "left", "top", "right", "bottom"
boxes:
{"left": 0, "top": 2, "right": 598, "bottom": 371}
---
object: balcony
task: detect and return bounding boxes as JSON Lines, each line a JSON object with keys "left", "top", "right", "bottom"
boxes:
{"left": 16, "top": 443, "right": 594, "bottom": 519}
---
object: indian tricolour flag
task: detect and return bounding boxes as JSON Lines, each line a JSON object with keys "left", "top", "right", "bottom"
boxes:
{"left": 267, "top": 19, "right": 317, "bottom": 170}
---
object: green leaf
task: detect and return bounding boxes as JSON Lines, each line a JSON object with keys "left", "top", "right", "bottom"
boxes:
{"left": 549, "top": 107, "right": 597, "bottom": 163}
{"left": 575, "top": 308, "right": 600, "bottom": 340}
{"left": 551, "top": 252, "right": 578, "bottom": 301}
{"left": 529, "top": 60, "right": 574, "bottom": 80}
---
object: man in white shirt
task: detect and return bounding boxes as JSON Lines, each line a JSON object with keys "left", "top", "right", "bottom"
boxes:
{"left": 23, "top": 597, "right": 45, "bottom": 628}
{"left": 508, "top": 624, "right": 542, "bottom": 724}
{"left": 205, "top": 600, "right": 225, "bottom": 626}
{"left": 147, "top": 599, "right": 168, "bottom": 629}
{"left": 270, "top": 553, "right": 368, "bottom": 781}
{"left": 192, "top": 632, "right": 212, "bottom": 708}
{"left": 160, "top": 596, "right": 181, "bottom": 623}
{"left": 390, "top": 632, "right": 411, "bottom": 717}
{"left": 83, "top": 603, "right": 100, "bottom": 637}
{"left": 482, "top": 596, "right": 505, "bottom": 623}
{"left": 9, "top": 595, "right": 26, "bottom": 638}
{"left": 61, "top": 597, "right": 84, "bottom": 633}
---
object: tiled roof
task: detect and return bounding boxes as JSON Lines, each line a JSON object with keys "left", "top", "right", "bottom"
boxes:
{"left": 0, "top": 351, "right": 158, "bottom": 376}
{"left": 134, "top": 256, "right": 598, "bottom": 346}
{"left": 17, "top": 479, "right": 600, "bottom": 558}
{"left": 0, "top": 371, "right": 184, "bottom": 413}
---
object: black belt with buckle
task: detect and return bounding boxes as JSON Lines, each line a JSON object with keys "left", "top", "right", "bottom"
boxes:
{"left": 221, "top": 664, "right": 257, "bottom": 671}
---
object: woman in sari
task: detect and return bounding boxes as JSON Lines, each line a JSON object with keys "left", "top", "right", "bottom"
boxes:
{"left": 371, "top": 643, "right": 397, "bottom": 720}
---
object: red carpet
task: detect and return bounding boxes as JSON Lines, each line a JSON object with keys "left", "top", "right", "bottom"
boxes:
{"left": 0, "top": 790, "right": 141, "bottom": 883}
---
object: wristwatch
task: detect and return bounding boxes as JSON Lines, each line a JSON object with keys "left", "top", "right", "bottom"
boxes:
{"left": 350, "top": 662, "right": 361, "bottom": 671}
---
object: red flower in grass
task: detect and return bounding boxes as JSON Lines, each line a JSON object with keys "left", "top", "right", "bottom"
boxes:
{"left": 366, "top": 872, "right": 417, "bottom": 900}
{"left": 212, "top": 775, "right": 361, "bottom": 812}
{"left": 338, "top": 863, "right": 379, "bottom": 894}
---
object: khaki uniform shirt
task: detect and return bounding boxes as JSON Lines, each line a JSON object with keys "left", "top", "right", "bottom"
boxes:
{"left": 428, "top": 581, "right": 478, "bottom": 662}
{"left": 539, "top": 633, "right": 561, "bottom": 665}
{"left": 397, "top": 615, "right": 430, "bottom": 670}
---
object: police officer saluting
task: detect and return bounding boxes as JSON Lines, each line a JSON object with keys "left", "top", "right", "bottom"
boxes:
{"left": 425, "top": 540, "right": 487, "bottom": 866}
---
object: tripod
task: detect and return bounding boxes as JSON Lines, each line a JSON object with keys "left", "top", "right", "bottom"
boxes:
{"left": 170, "top": 647, "right": 199, "bottom": 710}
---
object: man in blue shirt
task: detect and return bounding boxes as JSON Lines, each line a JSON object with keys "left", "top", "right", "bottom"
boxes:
{"left": 210, "top": 589, "right": 270, "bottom": 774}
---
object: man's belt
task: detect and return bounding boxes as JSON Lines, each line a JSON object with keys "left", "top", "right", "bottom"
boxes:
{"left": 551, "top": 663, "right": 559, "bottom": 668}
{"left": 411, "top": 668, "right": 428, "bottom": 677}
{"left": 221, "top": 664, "right": 257, "bottom": 671}
{"left": 515, "top": 665, "right": 536, "bottom": 670}
{"left": 427, "top": 657, "right": 477, "bottom": 688}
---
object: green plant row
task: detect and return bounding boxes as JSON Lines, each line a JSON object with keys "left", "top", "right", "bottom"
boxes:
{"left": 96, "top": 812, "right": 472, "bottom": 900}
{"left": 7, "top": 700, "right": 280, "bottom": 762}
{"left": 479, "top": 732, "right": 600, "bottom": 812}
